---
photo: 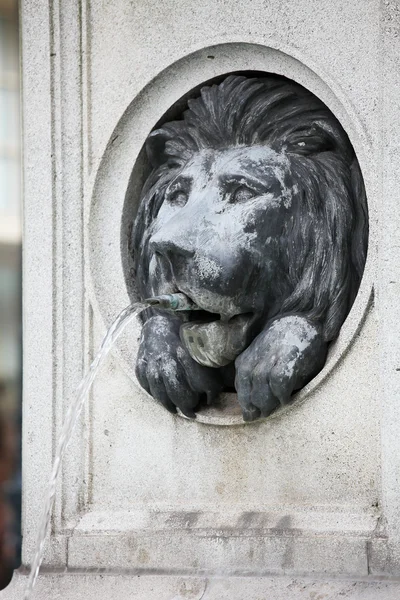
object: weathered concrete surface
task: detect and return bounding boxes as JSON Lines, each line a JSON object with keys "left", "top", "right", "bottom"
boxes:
{"left": 20, "top": 0, "right": 400, "bottom": 589}
{"left": 3, "top": 572, "right": 400, "bottom": 600}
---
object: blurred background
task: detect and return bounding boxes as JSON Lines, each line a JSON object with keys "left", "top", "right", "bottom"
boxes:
{"left": 0, "top": 0, "right": 21, "bottom": 589}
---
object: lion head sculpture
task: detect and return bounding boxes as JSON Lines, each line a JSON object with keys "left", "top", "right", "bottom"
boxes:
{"left": 130, "top": 74, "right": 368, "bottom": 421}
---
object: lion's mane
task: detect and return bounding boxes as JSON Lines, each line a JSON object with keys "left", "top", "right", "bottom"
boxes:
{"left": 131, "top": 75, "right": 368, "bottom": 342}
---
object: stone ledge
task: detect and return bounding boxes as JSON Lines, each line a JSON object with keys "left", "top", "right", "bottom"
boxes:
{"left": 61, "top": 507, "right": 380, "bottom": 575}
{"left": 3, "top": 571, "right": 400, "bottom": 600}
{"left": 73, "top": 507, "right": 379, "bottom": 535}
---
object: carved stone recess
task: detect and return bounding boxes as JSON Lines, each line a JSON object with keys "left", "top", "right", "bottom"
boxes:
{"left": 83, "top": 41, "right": 378, "bottom": 577}
{"left": 132, "top": 74, "right": 368, "bottom": 422}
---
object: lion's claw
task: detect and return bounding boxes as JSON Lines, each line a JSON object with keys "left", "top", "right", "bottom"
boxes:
{"left": 136, "top": 315, "right": 223, "bottom": 417}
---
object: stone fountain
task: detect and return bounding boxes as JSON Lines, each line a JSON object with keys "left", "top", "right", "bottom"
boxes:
{"left": 4, "top": 1, "right": 400, "bottom": 598}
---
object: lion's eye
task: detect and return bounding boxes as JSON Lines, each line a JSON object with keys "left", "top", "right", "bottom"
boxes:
{"left": 231, "top": 185, "right": 258, "bottom": 203}
{"left": 168, "top": 190, "right": 188, "bottom": 207}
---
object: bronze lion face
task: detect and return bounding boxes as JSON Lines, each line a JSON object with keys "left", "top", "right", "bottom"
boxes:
{"left": 131, "top": 75, "right": 368, "bottom": 421}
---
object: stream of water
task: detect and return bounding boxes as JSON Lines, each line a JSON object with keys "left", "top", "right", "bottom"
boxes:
{"left": 23, "top": 301, "right": 148, "bottom": 600}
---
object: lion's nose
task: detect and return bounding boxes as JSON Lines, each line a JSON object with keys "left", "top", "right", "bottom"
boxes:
{"left": 150, "top": 235, "right": 195, "bottom": 259}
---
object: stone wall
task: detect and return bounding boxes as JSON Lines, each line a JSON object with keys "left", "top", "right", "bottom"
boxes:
{"left": 4, "top": 0, "right": 400, "bottom": 597}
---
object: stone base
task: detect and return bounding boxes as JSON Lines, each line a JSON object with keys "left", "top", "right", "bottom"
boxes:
{"left": 2, "top": 571, "right": 400, "bottom": 600}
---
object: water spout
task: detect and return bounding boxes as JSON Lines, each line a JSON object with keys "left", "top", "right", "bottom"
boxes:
{"left": 145, "top": 292, "right": 201, "bottom": 312}
{"left": 24, "top": 293, "right": 201, "bottom": 599}
{"left": 24, "top": 301, "right": 148, "bottom": 600}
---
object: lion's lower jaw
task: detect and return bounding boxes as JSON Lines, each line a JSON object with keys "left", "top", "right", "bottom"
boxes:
{"left": 180, "top": 313, "right": 256, "bottom": 368}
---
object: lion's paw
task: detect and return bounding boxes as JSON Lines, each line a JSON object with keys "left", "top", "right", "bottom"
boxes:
{"left": 235, "top": 316, "right": 327, "bottom": 421}
{"left": 136, "top": 315, "right": 223, "bottom": 418}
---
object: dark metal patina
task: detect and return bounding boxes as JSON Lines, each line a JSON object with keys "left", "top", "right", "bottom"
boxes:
{"left": 131, "top": 75, "right": 368, "bottom": 421}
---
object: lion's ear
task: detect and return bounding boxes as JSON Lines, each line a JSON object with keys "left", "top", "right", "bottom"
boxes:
{"left": 146, "top": 128, "right": 173, "bottom": 168}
